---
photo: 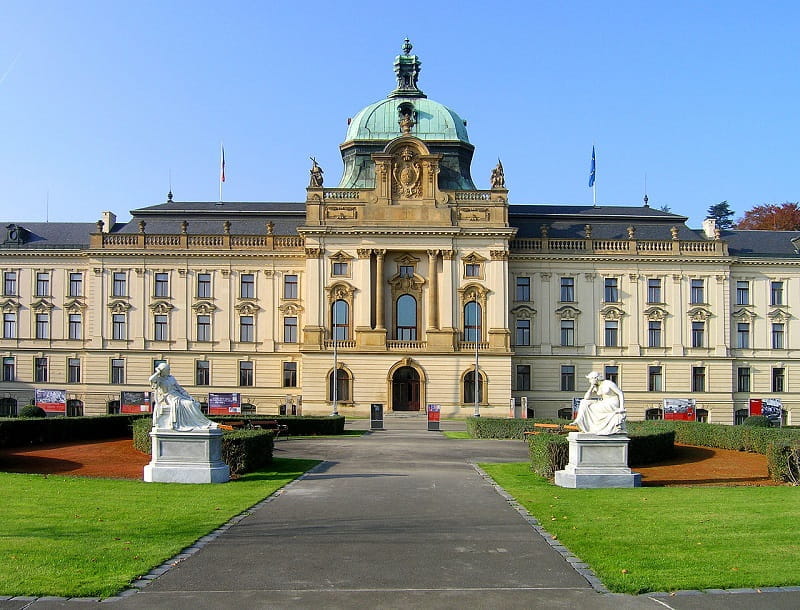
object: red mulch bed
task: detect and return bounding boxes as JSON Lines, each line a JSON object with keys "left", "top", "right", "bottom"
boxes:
{"left": 0, "top": 440, "right": 783, "bottom": 486}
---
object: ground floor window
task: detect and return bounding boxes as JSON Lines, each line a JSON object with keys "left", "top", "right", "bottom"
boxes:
{"left": 66, "top": 399, "right": 83, "bottom": 417}
{"left": 329, "top": 368, "right": 350, "bottom": 402}
{"left": 463, "top": 370, "right": 484, "bottom": 405}
{"left": 0, "top": 397, "right": 17, "bottom": 417}
{"left": 645, "top": 408, "right": 663, "bottom": 420}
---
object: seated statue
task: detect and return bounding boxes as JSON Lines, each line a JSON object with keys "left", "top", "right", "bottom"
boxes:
{"left": 573, "top": 371, "right": 627, "bottom": 435}
{"left": 149, "top": 362, "right": 218, "bottom": 431}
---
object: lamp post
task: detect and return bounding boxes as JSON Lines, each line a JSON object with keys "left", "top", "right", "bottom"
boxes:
{"left": 331, "top": 331, "right": 339, "bottom": 416}
{"left": 473, "top": 298, "right": 480, "bottom": 417}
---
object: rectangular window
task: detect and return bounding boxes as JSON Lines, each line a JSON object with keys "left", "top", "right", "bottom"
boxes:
{"left": 3, "top": 313, "right": 16, "bottom": 339}
{"left": 197, "top": 273, "right": 212, "bottom": 298}
{"left": 515, "top": 276, "right": 531, "bottom": 301}
{"left": 69, "top": 272, "right": 83, "bottom": 297}
{"left": 604, "top": 277, "right": 619, "bottom": 302}
{"left": 112, "top": 272, "right": 127, "bottom": 297}
{"left": 648, "top": 366, "right": 663, "bottom": 392}
{"left": 239, "top": 361, "right": 254, "bottom": 386}
{"left": 68, "top": 313, "right": 82, "bottom": 340}
{"left": 516, "top": 364, "right": 531, "bottom": 391}
{"left": 36, "top": 272, "right": 50, "bottom": 296}
{"left": 2, "top": 357, "right": 14, "bottom": 381}
{"left": 152, "top": 359, "right": 167, "bottom": 373}
{"left": 399, "top": 265, "right": 414, "bottom": 278}
{"left": 560, "top": 277, "right": 575, "bottom": 302}
{"left": 560, "top": 365, "right": 575, "bottom": 392}
{"left": 332, "top": 262, "right": 349, "bottom": 276}
{"left": 647, "top": 278, "right": 662, "bottom": 303}
{"left": 515, "top": 319, "right": 530, "bottom": 346}
{"left": 690, "top": 278, "right": 705, "bottom": 304}
{"left": 772, "top": 323, "right": 785, "bottom": 349}
{"left": 3, "top": 271, "right": 17, "bottom": 296}
{"left": 197, "top": 315, "right": 211, "bottom": 342}
{"left": 68, "top": 358, "right": 81, "bottom": 383}
{"left": 36, "top": 313, "right": 49, "bottom": 339}
{"left": 284, "top": 274, "right": 298, "bottom": 299}
{"left": 737, "top": 322, "right": 750, "bottom": 348}
{"left": 196, "top": 360, "right": 210, "bottom": 386}
{"left": 560, "top": 319, "right": 575, "bottom": 346}
{"left": 154, "top": 272, "right": 169, "bottom": 297}
{"left": 34, "top": 357, "right": 48, "bottom": 382}
{"left": 691, "top": 321, "right": 705, "bottom": 348}
{"left": 240, "top": 273, "right": 255, "bottom": 298}
{"left": 771, "top": 281, "right": 784, "bottom": 306}
{"left": 239, "top": 316, "right": 254, "bottom": 342}
{"left": 648, "top": 320, "right": 662, "bottom": 348}
{"left": 154, "top": 315, "right": 168, "bottom": 341}
{"left": 737, "top": 367, "right": 751, "bottom": 392}
{"left": 736, "top": 281, "right": 749, "bottom": 305}
{"left": 283, "top": 362, "right": 298, "bottom": 387}
{"left": 283, "top": 316, "right": 298, "bottom": 343}
{"left": 111, "top": 359, "right": 125, "bottom": 384}
{"left": 464, "top": 263, "right": 480, "bottom": 277}
{"left": 112, "top": 314, "right": 126, "bottom": 340}
{"left": 772, "top": 367, "right": 785, "bottom": 393}
{"left": 604, "top": 365, "right": 619, "bottom": 385}
{"left": 692, "top": 366, "right": 706, "bottom": 392}
{"left": 604, "top": 320, "right": 618, "bottom": 347}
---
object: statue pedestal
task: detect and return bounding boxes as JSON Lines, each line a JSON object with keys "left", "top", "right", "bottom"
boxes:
{"left": 144, "top": 427, "right": 229, "bottom": 484}
{"left": 554, "top": 432, "right": 641, "bottom": 488}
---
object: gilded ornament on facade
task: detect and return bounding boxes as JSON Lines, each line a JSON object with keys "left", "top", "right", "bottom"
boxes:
{"left": 392, "top": 147, "right": 421, "bottom": 198}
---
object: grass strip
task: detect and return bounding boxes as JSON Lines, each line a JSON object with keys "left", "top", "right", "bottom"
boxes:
{"left": 442, "top": 431, "right": 472, "bottom": 439}
{"left": 0, "top": 457, "right": 319, "bottom": 598}
{"left": 480, "top": 462, "right": 800, "bottom": 594}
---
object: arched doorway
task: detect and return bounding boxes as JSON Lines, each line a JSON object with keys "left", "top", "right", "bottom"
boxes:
{"left": 392, "top": 366, "right": 420, "bottom": 411}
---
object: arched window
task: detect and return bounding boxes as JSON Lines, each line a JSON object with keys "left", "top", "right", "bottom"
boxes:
{"left": 332, "top": 300, "right": 349, "bottom": 341}
{"left": 464, "top": 370, "right": 484, "bottom": 405}
{"left": 0, "top": 397, "right": 17, "bottom": 417}
{"left": 66, "top": 400, "right": 84, "bottom": 417}
{"left": 464, "top": 301, "right": 482, "bottom": 342}
{"left": 107, "top": 400, "right": 120, "bottom": 415}
{"left": 396, "top": 294, "right": 417, "bottom": 340}
{"left": 645, "top": 408, "right": 663, "bottom": 420}
{"left": 329, "top": 368, "right": 350, "bottom": 402}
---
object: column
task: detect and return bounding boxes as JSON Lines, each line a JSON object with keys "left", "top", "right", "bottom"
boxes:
{"left": 427, "top": 250, "right": 439, "bottom": 330}
{"left": 375, "top": 250, "right": 386, "bottom": 330}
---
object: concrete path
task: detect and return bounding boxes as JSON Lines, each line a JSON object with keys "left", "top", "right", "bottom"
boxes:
{"left": 5, "top": 417, "right": 799, "bottom": 609}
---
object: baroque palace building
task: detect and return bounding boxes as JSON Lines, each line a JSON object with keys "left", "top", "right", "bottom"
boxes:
{"left": 1, "top": 42, "right": 799, "bottom": 423}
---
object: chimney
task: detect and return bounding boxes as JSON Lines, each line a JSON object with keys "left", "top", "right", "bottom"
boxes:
{"left": 702, "top": 217, "right": 717, "bottom": 240}
{"left": 101, "top": 211, "right": 116, "bottom": 234}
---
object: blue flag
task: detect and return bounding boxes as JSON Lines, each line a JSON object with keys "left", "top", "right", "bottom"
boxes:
{"left": 589, "top": 146, "right": 596, "bottom": 188}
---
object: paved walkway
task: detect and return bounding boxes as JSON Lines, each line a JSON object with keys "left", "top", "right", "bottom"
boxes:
{"left": 5, "top": 417, "right": 799, "bottom": 609}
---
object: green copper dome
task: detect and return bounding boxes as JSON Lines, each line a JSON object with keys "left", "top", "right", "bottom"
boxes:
{"left": 338, "top": 40, "right": 476, "bottom": 190}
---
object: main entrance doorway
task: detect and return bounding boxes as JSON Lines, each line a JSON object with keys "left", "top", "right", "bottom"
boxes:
{"left": 392, "top": 366, "right": 420, "bottom": 411}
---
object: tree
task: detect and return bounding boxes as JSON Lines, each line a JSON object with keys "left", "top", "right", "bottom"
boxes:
{"left": 706, "top": 201, "right": 735, "bottom": 229}
{"left": 735, "top": 202, "right": 800, "bottom": 230}
{"left": 658, "top": 204, "right": 672, "bottom": 213}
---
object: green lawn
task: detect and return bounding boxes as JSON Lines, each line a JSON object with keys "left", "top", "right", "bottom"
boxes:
{"left": 442, "top": 431, "right": 472, "bottom": 439}
{"left": 0, "top": 458, "right": 319, "bottom": 598}
{"left": 480, "top": 462, "right": 800, "bottom": 594}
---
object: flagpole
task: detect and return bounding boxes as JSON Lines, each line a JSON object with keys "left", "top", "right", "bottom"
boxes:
{"left": 219, "top": 143, "right": 225, "bottom": 202}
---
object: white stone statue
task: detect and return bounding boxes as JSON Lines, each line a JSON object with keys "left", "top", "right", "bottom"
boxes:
{"left": 149, "top": 362, "right": 218, "bottom": 431}
{"left": 573, "top": 371, "right": 627, "bottom": 435}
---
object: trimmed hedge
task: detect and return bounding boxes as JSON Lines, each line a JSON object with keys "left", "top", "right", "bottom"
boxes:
{"left": 210, "top": 415, "right": 346, "bottom": 436}
{"left": 18, "top": 405, "right": 46, "bottom": 418}
{"left": 528, "top": 433, "right": 569, "bottom": 478}
{"left": 0, "top": 414, "right": 149, "bottom": 449}
{"left": 765, "top": 441, "right": 800, "bottom": 484}
{"left": 466, "top": 417, "right": 573, "bottom": 439}
{"left": 132, "top": 417, "right": 273, "bottom": 476}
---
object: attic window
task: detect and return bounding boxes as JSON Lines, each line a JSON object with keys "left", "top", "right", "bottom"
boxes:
{"left": 4, "top": 224, "right": 26, "bottom": 245}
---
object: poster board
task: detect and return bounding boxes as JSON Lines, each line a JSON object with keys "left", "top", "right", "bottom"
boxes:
{"left": 664, "top": 398, "right": 696, "bottom": 421}
{"left": 749, "top": 398, "right": 783, "bottom": 426}
{"left": 35, "top": 389, "right": 66, "bottom": 414}
{"left": 120, "top": 391, "right": 151, "bottom": 414}
{"left": 208, "top": 392, "right": 242, "bottom": 415}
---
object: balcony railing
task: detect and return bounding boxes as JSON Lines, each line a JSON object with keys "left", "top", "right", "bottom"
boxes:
{"left": 458, "top": 341, "right": 490, "bottom": 351}
{"left": 386, "top": 340, "right": 428, "bottom": 350}
{"left": 93, "top": 232, "right": 305, "bottom": 251}
{"left": 510, "top": 238, "right": 727, "bottom": 256}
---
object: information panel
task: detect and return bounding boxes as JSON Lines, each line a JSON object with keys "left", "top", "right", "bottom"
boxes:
{"left": 208, "top": 393, "right": 242, "bottom": 415}
{"left": 35, "top": 389, "right": 66, "bottom": 414}
{"left": 664, "top": 398, "right": 696, "bottom": 421}
{"left": 120, "top": 391, "right": 151, "bottom": 414}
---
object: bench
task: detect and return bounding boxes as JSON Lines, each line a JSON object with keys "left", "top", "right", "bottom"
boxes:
{"left": 248, "top": 419, "right": 289, "bottom": 439}
{"left": 523, "top": 423, "right": 579, "bottom": 438}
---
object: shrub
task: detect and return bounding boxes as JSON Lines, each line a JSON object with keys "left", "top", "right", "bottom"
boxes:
{"left": 466, "top": 417, "right": 573, "bottom": 440}
{"left": 765, "top": 441, "right": 800, "bottom": 484}
{"left": 132, "top": 417, "right": 151, "bottom": 453}
{"left": 18, "top": 405, "right": 46, "bottom": 418}
{"left": 742, "top": 415, "right": 772, "bottom": 428}
{"left": 211, "top": 415, "right": 345, "bottom": 436}
{"left": 0, "top": 414, "right": 149, "bottom": 449}
{"left": 527, "top": 433, "right": 569, "bottom": 477}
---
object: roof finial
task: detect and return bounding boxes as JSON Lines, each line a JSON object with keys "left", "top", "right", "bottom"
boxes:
{"left": 402, "top": 38, "right": 412, "bottom": 55}
{"left": 167, "top": 190, "right": 173, "bottom": 203}
{"left": 643, "top": 194, "right": 649, "bottom": 208}
{"left": 390, "top": 39, "right": 425, "bottom": 98}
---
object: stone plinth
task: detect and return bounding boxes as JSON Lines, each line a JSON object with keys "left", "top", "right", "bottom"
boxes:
{"left": 144, "top": 428, "right": 229, "bottom": 484}
{"left": 554, "top": 432, "right": 641, "bottom": 488}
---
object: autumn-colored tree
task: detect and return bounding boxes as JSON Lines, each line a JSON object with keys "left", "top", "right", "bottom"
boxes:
{"left": 735, "top": 202, "right": 800, "bottom": 230}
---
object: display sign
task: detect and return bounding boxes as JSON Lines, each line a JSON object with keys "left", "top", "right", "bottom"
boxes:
{"left": 120, "top": 391, "right": 151, "bottom": 414}
{"left": 571, "top": 397, "right": 582, "bottom": 419}
{"left": 35, "top": 389, "right": 66, "bottom": 414}
{"left": 370, "top": 403, "right": 384, "bottom": 430}
{"left": 520, "top": 396, "right": 528, "bottom": 419}
{"left": 427, "top": 403, "right": 441, "bottom": 431}
{"left": 208, "top": 392, "right": 242, "bottom": 415}
{"left": 664, "top": 398, "right": 696, "bottom": 421}
{"left": 749, "top": 398, "right": 783, "bottom": 426}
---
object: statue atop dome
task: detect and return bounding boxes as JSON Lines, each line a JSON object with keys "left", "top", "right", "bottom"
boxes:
{"left": 390, "top": 38, "right": 425, "bottom": 98}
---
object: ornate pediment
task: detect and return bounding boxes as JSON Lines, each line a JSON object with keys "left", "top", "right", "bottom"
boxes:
{"left": 149, "top": 300, "right": 175, "bottom": 314}
{"left": 388, "top": 274, "right": 425, "bottom": 293}
{"left": 31, "top": 298, "right": 55, "bottom": 312}
{"left": 108, "top": 299, "right": 132, "bottom": 314}
{"left": 392, "top": 145, "right": 422, "bottom": 199}
{"left": 511, "top": 305, "right": 537, "bottom": 319}
{"left": 643, "top": 306, "right": 667, "bottom": 321}
{"left": 0, "top": 298, "right": 20, "bottom": 313}
{"left": 329, "top": 250, "right": 354, "bottom": 262}
{"left": 327, "top": 282, "right": 355, "bottom": 303}
{"left": 461, "top": 252, "right": 487, "bottom": 264}
{"left": 394, "top": 253, "right": 421, "bottom": 265}
{"left": 732, "top": 307, "right": 756, "bottom": 321}
{"left": 687, "top": 306, "right": 712, "bottom": 322}
{"left": 191, "top": 300, "right": 218, "bottom": 314}
{"left": 601, "top": 305, "right": 627, "bottom": 321}
{"left": 768, "top": 308, "right": 791, "bottom": 323}
{"left": 63, "top": 298, "right": 87, "bottom": 313}
{"left": 458, "top": 283, "right": 489, "bottom": 305}
{"left": 234, "top": 301, "right": 261, "bottom": 315}
{"left": 555, "top": 305, "right": 581, "bottom": 320}
{"left": 278, "top": 302, "right": 304, "bottom": 315}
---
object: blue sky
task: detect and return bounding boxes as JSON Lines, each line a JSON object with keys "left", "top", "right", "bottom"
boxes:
{"left": 1, "top": 1, "right": 798, "bottom": 228}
